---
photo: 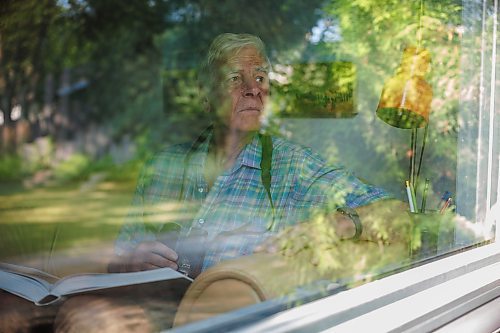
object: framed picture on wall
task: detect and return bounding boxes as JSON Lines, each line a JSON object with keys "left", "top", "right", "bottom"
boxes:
{"left": 272, "top": 61, "right": 357, "bottom": 118}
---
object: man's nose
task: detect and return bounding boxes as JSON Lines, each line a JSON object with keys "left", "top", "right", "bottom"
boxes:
{"left": 241, "top": 79, "right": 260, "bottom": 97}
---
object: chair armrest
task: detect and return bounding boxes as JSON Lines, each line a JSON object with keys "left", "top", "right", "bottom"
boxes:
{"left": 173, "top": 252, "right": 329, "bottom": 327}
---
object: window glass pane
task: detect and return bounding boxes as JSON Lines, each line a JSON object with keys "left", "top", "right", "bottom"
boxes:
{"left": 0, "top": 0, "right": 497, "bottom": 331}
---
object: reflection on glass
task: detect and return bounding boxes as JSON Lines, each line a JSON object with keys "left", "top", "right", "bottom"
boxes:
{"left": 0, "top": 0, "right": 497, "bottom": 332}
{"left": 273, "top": 61, "right": 357, "bottom": 118}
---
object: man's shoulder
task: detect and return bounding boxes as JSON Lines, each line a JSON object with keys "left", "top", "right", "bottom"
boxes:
{"left": 270, "top": 135, "right": 348, "bottom": 187}
{"left": 160, "top": 142, "right": 193, "bottom": 155}
{"left": 140, "top": 142, "right": 195, "bottom": 174}
{"left": 149, "top": 142, "right": 192, "bottom": 161}
{"left": 271, "top": 136, "right": 330, "bottom": 167}
{"left": 272, "top": 136, "right": 314, "bottom": 155}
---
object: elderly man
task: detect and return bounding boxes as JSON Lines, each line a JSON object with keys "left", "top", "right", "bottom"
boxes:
{"left": 110, "top": 33, "right": 407, "bottom": 277}
{"left": 52, "top": 33, "right": 409, "bottom": 333}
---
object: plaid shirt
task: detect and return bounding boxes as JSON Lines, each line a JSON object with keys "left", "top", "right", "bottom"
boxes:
{"left": 116, "top": 132, "right": 390, "bottom": 271}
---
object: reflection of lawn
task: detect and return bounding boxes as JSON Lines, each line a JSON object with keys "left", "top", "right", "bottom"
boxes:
{"left": 0, "top": 181, "right": 135, "bottom": 261}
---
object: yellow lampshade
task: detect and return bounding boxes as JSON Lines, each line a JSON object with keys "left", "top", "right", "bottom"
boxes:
{"left": 376, "top": 47, "right": 433, "bottom": 129}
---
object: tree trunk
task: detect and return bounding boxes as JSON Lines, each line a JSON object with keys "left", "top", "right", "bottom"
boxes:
{"left": 1, "top": 110, "right": 17, "bottom": 154}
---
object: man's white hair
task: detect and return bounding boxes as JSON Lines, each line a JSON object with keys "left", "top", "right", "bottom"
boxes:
{"left": 199, "top": 33, "right": 271, "bottom": 89}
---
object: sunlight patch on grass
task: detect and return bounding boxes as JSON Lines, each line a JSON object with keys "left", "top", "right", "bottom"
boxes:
{"left": 0, "top": 182, "right": 135, "bottom": 225}
{"left": 0, "top": 180, "right": 136, "bottom": 261}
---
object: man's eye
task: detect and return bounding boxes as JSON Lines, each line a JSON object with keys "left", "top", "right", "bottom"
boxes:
{"left": 228, "top": 76, "right": 241, "bottom": 83}
{"left": 256, "top": 76, "right": 267, "bottom": 83}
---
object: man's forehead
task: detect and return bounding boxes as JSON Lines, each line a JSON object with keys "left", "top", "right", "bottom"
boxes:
{"left": 221, "top": 64, "right": 269, "bottom": 74}
{"left": 223, "top": 48, "right": 269, "bottom": 72}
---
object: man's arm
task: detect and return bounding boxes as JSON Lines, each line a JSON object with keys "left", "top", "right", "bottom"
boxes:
{"left": 110, "top": 155, "right": 182, "bottom": 273}
{"left": 255, "top": 199, "right": 412, "bottom": 278}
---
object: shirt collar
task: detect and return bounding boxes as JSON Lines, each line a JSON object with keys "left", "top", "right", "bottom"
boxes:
{"left": 239, "top": 133, "right": 262, "bottom": 170}
{"left": 189, "top": 127, "right": 263, "bottom": 170}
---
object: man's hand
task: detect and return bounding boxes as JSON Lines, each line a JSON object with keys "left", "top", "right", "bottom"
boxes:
{"left": 108, "top": 241, "right": 179, "bottom": 273}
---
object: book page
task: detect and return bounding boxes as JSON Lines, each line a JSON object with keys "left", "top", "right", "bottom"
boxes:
{"left": 0, "top": 262, "right": 59, "bottom": 284}
{"left": 52, "top": 267, "right": 192, "bottom": 297}
{"left": 0, "top": 270, "right": 51, "bottom": 304}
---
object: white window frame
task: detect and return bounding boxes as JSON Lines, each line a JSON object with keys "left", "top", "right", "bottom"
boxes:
{"left": 230, "top": 243, "right": 500, "bottom": 333}
{"left": 165, "top": 243, "right": 499, "bottom": 333}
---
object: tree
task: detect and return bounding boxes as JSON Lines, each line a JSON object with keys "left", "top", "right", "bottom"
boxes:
{"left": 0, "top": 0, "right": 61, "bottom": 151}
{"left": 315, "top": 0, "right": 464, "bottom": 200}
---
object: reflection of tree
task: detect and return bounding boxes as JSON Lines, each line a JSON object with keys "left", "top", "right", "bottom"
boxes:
{"left": 272, "top": 62, "right": 357, "bottom": 118}
{"left": 0, "top": 0, "right": 62, "bottom": 151}
{"left": 253, "top": 0, "right": 480, "bottom": 285}
{"left": 256, "top": 200, "right": 414, "bottom": 286}
{"left": 259, "top": 202, "right": 485, "bottom": 289}
{"left": 1, "top": 0, "right": 326, "bottom": 157}
{"left": 314, "top": 0, "right": 465, "bottom": 203}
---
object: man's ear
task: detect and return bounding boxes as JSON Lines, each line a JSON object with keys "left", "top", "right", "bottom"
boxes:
{"left": 203, "top": 97, "right": 211, "bottom": 113}
{"left": 197, "top": 81, "right": 211, "bottom": 113}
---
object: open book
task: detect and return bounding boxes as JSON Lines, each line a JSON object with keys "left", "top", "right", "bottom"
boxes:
{"left": 0, "top": 262, "right": 192, "bottom": 306}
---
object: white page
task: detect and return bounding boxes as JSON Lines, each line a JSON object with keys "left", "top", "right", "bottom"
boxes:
{"left": 51, "top": 267, "right": 192, "bottom": 297}
{"left": 0, "top": 262, "right": 59, "bottom": 285}
{"left": 0, "top": 270, "right": 50, "bottom": 303}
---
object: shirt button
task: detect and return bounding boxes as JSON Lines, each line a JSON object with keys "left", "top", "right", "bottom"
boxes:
{"left": 198, "top": 187, "right": 204, "bottom": 193}
{"left": 198, "top": 218, "right": 205, "bottom": 225}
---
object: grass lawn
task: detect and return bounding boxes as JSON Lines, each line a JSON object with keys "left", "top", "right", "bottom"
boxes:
{"left": 0, "top": 180, "right": 136, "bottom": 274}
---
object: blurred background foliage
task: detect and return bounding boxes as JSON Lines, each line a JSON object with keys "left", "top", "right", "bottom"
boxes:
{"left": 0, "top": 0, "right": 463, "bottom": 187}
{"left": 0, "top": 0, "right": 472, "bottom": 274}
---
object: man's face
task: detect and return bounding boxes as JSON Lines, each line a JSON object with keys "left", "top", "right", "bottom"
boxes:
{"left": 211, "top": 46, "right": 270, "bottom": 132}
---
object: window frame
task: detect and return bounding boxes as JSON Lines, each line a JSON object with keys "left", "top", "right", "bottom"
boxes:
{"left": 166, "top": 242, "right": 500, "bottom": 333}
{"left": 233, "top": 242, "right": 500, "bottom": 333}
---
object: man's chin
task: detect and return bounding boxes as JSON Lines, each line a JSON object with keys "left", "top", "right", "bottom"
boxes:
{"left": 235, "top": 121, "right": 261, "bottom": 132}
{"left": 212, "top": 115, "right": 262, "bottom": 133}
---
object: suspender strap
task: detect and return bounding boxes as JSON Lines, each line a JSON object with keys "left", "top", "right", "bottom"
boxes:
{"left": 259, "top": 133, "right": 275, "bottom": 231}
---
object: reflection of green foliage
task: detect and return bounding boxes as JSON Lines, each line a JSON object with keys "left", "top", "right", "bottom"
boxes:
{"left": 313, "top": 0, "right": 464, "bottom": 201}
{"left": 51, "top": 154, "right": 141, "bottom": 184}
{"left": 0, "top": 155, "right": 23, "bottom": 182}
{"left": 21, "top": 137, "right": 55, "bottom": 175}
{"left": 267, "top": 201, "right": 485, "bottom": 287}
{"left": 160, "top": 68, "right": 212, "bottom": 144}
{"left": 103, "top": 160, "right": 142, "bottom": 183}
{"left": 272, "top": 62, "right": 356, "bottom": 118}
{"left": 54, "top": 154, "right": 91, "bottom": 182}
{"left": 409, "top": 211, "right": 451, "bottom": 257}
{"left": 267, "top": 200, "right": 414, "bottom": 283}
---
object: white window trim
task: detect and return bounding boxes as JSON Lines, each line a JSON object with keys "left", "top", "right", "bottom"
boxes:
{"left": 231, "top": 242, "right": 500, "bottom": 333}
{"left": 166, "top": 243, "right": 499, "bottom": 333}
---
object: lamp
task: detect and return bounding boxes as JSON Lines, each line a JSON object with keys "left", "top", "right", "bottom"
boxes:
{"left": 376, "top": 46, "right": 432, "bottom": 129}
{"left": 375, "top": 0, "right": 433, "bottom": 209}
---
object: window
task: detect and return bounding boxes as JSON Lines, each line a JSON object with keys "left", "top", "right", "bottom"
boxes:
{"left": 0, "top": 0, "right": 497, "bottom": 332}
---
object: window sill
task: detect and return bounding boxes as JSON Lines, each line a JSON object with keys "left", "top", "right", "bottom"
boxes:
{"left": 234, "top": 242, "right": 500, "bottom": 333}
